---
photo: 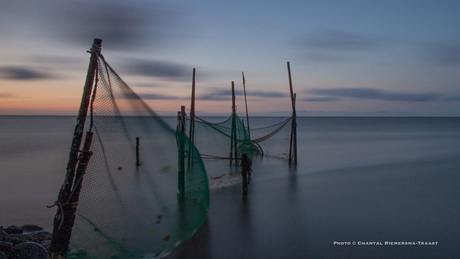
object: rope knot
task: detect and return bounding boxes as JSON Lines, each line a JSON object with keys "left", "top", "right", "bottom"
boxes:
{"left": 47, "top": 201, "right": 79, "bottom": 229}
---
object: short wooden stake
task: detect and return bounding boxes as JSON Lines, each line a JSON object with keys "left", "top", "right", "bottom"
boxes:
{"left": 136, "top": 137, "right": 140, "bottom": 166}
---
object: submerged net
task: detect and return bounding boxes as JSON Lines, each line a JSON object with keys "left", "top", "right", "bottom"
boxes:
{"left": 69, "top": 55, "right": 209, "bottom": 258}
{"left": 186, "top": 114, "right": 253, "bottom": 187}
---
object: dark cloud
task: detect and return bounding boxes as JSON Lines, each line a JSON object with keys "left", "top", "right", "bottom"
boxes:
{"left": 198, "top": 95, "right": 231, "bottom": 101}
{"left": 0, "top": 66, "right": 55, "bottom": 80}
{"left": 442, "top": 95, "right": 460, "bottom": 101}
{"left": 133, "top": 83, "right": 163, "bottom": 88}
{"left": 126, "top": 59, "right": 191, "bottom": 80}
{"left": 66, "top": 3, "right": 164, "bottom": 49}
{"left": 5, "top": 0, "right": 178, "bottom": 50}
{"left": 30, "top": 55, "right": 86, "bottom": 70}
{"left": 122, "top": 92, "right": 184, "bottom": 100}
{"left": 0, "top": 93, "right": 14, "bottom": 98}
{"left": 138, "top": 93, "right": 182, "bottom": 100}
{"left": 308, "top": 88, "right": 440, "bottom": 102}
{"left": 422, "top": 42, "right": 460, "bottom": 66}
{"left": 247, "top": 90, "right": 289, "bottom": 98}
{"left": 299, "top": 30, "right": 386, "bottom": 53}
{"left": 197, "top": 89, "right": 234, "bottom": 101}
{"left": 295, "top": 30, "right": 390, "bottom": 62}
{"left": 197, "top": 88, "right": 288, "bottom": 101}
{"left": 302, "top": 97, "right": 340, "bottom": 102}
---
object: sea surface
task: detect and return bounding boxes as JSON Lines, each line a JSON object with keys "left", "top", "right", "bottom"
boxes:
{"left": 1, "top": 116, "right": 460, "bottom": 258}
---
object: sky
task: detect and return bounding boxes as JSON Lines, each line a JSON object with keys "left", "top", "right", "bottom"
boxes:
{"left": 1, "top": 0, "right": 460, "bottom": 116}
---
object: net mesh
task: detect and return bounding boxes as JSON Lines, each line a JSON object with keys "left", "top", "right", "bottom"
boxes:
{"left": 69, "top": 55, "right": 209, "bottom": 258}
{"left": 250, "top": 117, "right": 293, "bottom": 159}
{"left": 187, "top": 114, "right": 253, "bottom": 188}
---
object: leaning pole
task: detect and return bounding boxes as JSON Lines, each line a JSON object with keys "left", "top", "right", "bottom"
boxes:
{"left": 49, "top": 38, "right": 102, "bottom": 258}
{"left": 287, "top": 61, "right": 297, "bottom": 166}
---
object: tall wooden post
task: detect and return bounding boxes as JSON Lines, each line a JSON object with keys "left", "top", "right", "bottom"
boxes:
{"left": 49, "top": 38, "right": 102, "bottom": 258}
{"left": 242, "top": 72, "right": 251, "bottom": 139}
{"left": 230, "top": 81, "right": 238, "bottom": 163}
{"left": 293, "top": 93, "right": 297, "bottom": 165}
{"left": 177, "top": 106, "right": 186, "bottom": 200}
{"left": 287, "top": 61, "right": 297, "bottom": 166}
{"left": 188, "top": 68, "right": 196, "bottom": 167}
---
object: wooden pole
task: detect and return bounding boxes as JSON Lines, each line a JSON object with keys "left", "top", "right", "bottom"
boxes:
{"left": 189, "top": 68, "right": 196, "bottom": 143}
{"left": 136, "top": 137, "right": 140, "bottom": 166}
{"left": 177, "top": 106, "right": 186, "bottom": 200}
{"left": 50, "top": 38, "right": 102, "bottom": 258}
{"left": 232, "top": 81, "right": 236, "bottom": 116}
{"left": 287, "top": 61, "right": 297, "bottom": 166}
{"left": 293, "top": 94, "right": 297, "bottom": 166}
{"left": 242, "top": 72, "right": 251, "bottom": 139}
{"left": 230, "top": 81, "right": 237, "bottom": 163}
{"left": 188, "top": 68, "right": 196, "bottom": 167}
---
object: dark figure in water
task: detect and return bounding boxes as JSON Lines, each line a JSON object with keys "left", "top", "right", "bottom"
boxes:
{"left": 241, "top": 153, "right": 252, "bottom": 194}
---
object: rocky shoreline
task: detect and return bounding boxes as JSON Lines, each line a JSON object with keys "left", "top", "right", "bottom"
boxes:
{"left": 0, "top": 225, "right": 50, "bottom": 258}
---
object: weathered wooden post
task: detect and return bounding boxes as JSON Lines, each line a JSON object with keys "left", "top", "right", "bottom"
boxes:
{"left": 293, "top": 93, "right": 297, "bottom": 165}
{"left": 49, "top": 38, "right": 102, "bottom": 258}
{"left": 136, "top": 137, "right": 141, "bottom": 166}
{"left": 177, "top": 106, "right": 186, "bottom": 200}
{"left": 287, "top": 61, "right": 297, "bottom": 166}
{"left": 242, "top": 72, "right": 251, "bottom": 139}
{"left": 230, "top": 81, "right": 238, "bottom": 163}
{"left": 188, "top": 68, "right": 196, "bottom": 167}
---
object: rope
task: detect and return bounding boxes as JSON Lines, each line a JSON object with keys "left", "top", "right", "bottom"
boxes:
{"left": 194, "top": 115, "right": 232, "bottom": 125}
{"left": 70, "top": 148, "right": 93, "bottom": 155}
{"left": 87, "top": 42, "right": 102, "bottom": 56}
{"left": 47, "top": 201, "right": 79, "bottom": 229}
{"left": 48, "top": 145, "right": 93, "bottom": 229}
{"left": 251, "top": 117, "right": 292, "bottom": 131}
{"left": 252, "top": 117, "right": 292, "bottom": 143}
{"left": 193, "top": 115, "right": 233, "bottom": 138}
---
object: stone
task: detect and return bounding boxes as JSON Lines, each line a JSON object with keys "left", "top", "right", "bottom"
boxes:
{"left": 28, "top": 231, "right": 52, "bottom": 243}
{"left": 5, "top": 226, "right": 22, "bottom": 235}
{"left": 0, "top": 228, "right": 7, "bottom": 241}
{"left": 10, "top": 233, "right": 33, "bottom": 242}
{"left": 20, "top": 225, "right": 44, "bottom": 233}
{"left": 2, "top": 236, "right": 24, "bottom": 246}
{"left": 9, "top": 242, "right": 48, "bottom": 259}
{"left": 0, "top": 241, "right": 13, "bottom": 253}
{"left": 40, "top": 239, "right": 51, "bottom": 251}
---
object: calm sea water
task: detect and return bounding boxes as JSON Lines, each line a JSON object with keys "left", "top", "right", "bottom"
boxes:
{"left": 1, "top": 116, "right": 460, "bottom": 258}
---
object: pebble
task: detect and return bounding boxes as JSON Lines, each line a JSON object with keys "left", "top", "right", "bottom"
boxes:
{"left": 9, "top": 242, "right": 48, "bottom": 259}
{"left": 0, "top": 225, "right": 51, "bottom": 258}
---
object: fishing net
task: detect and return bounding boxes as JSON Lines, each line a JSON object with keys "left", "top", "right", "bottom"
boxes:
{"left": 250, "top": 117, "right": 293, "bottom": 160}
{"left": 186, "top": 114, "right": 253, "bottom": 188}
{"left": 68, "top": 55, "right": 209, "bottom": 258}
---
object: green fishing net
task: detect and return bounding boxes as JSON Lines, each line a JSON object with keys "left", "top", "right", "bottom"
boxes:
{"left": 188, "top": 114, "right": 253, "bottom": 188}
{"left": 69, "top": 55, "right": 209, "bottom": 258}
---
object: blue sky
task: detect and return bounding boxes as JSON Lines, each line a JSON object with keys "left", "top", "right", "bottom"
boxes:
{"left": 1, "top": 0, "right": 459, "bottom": 116}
